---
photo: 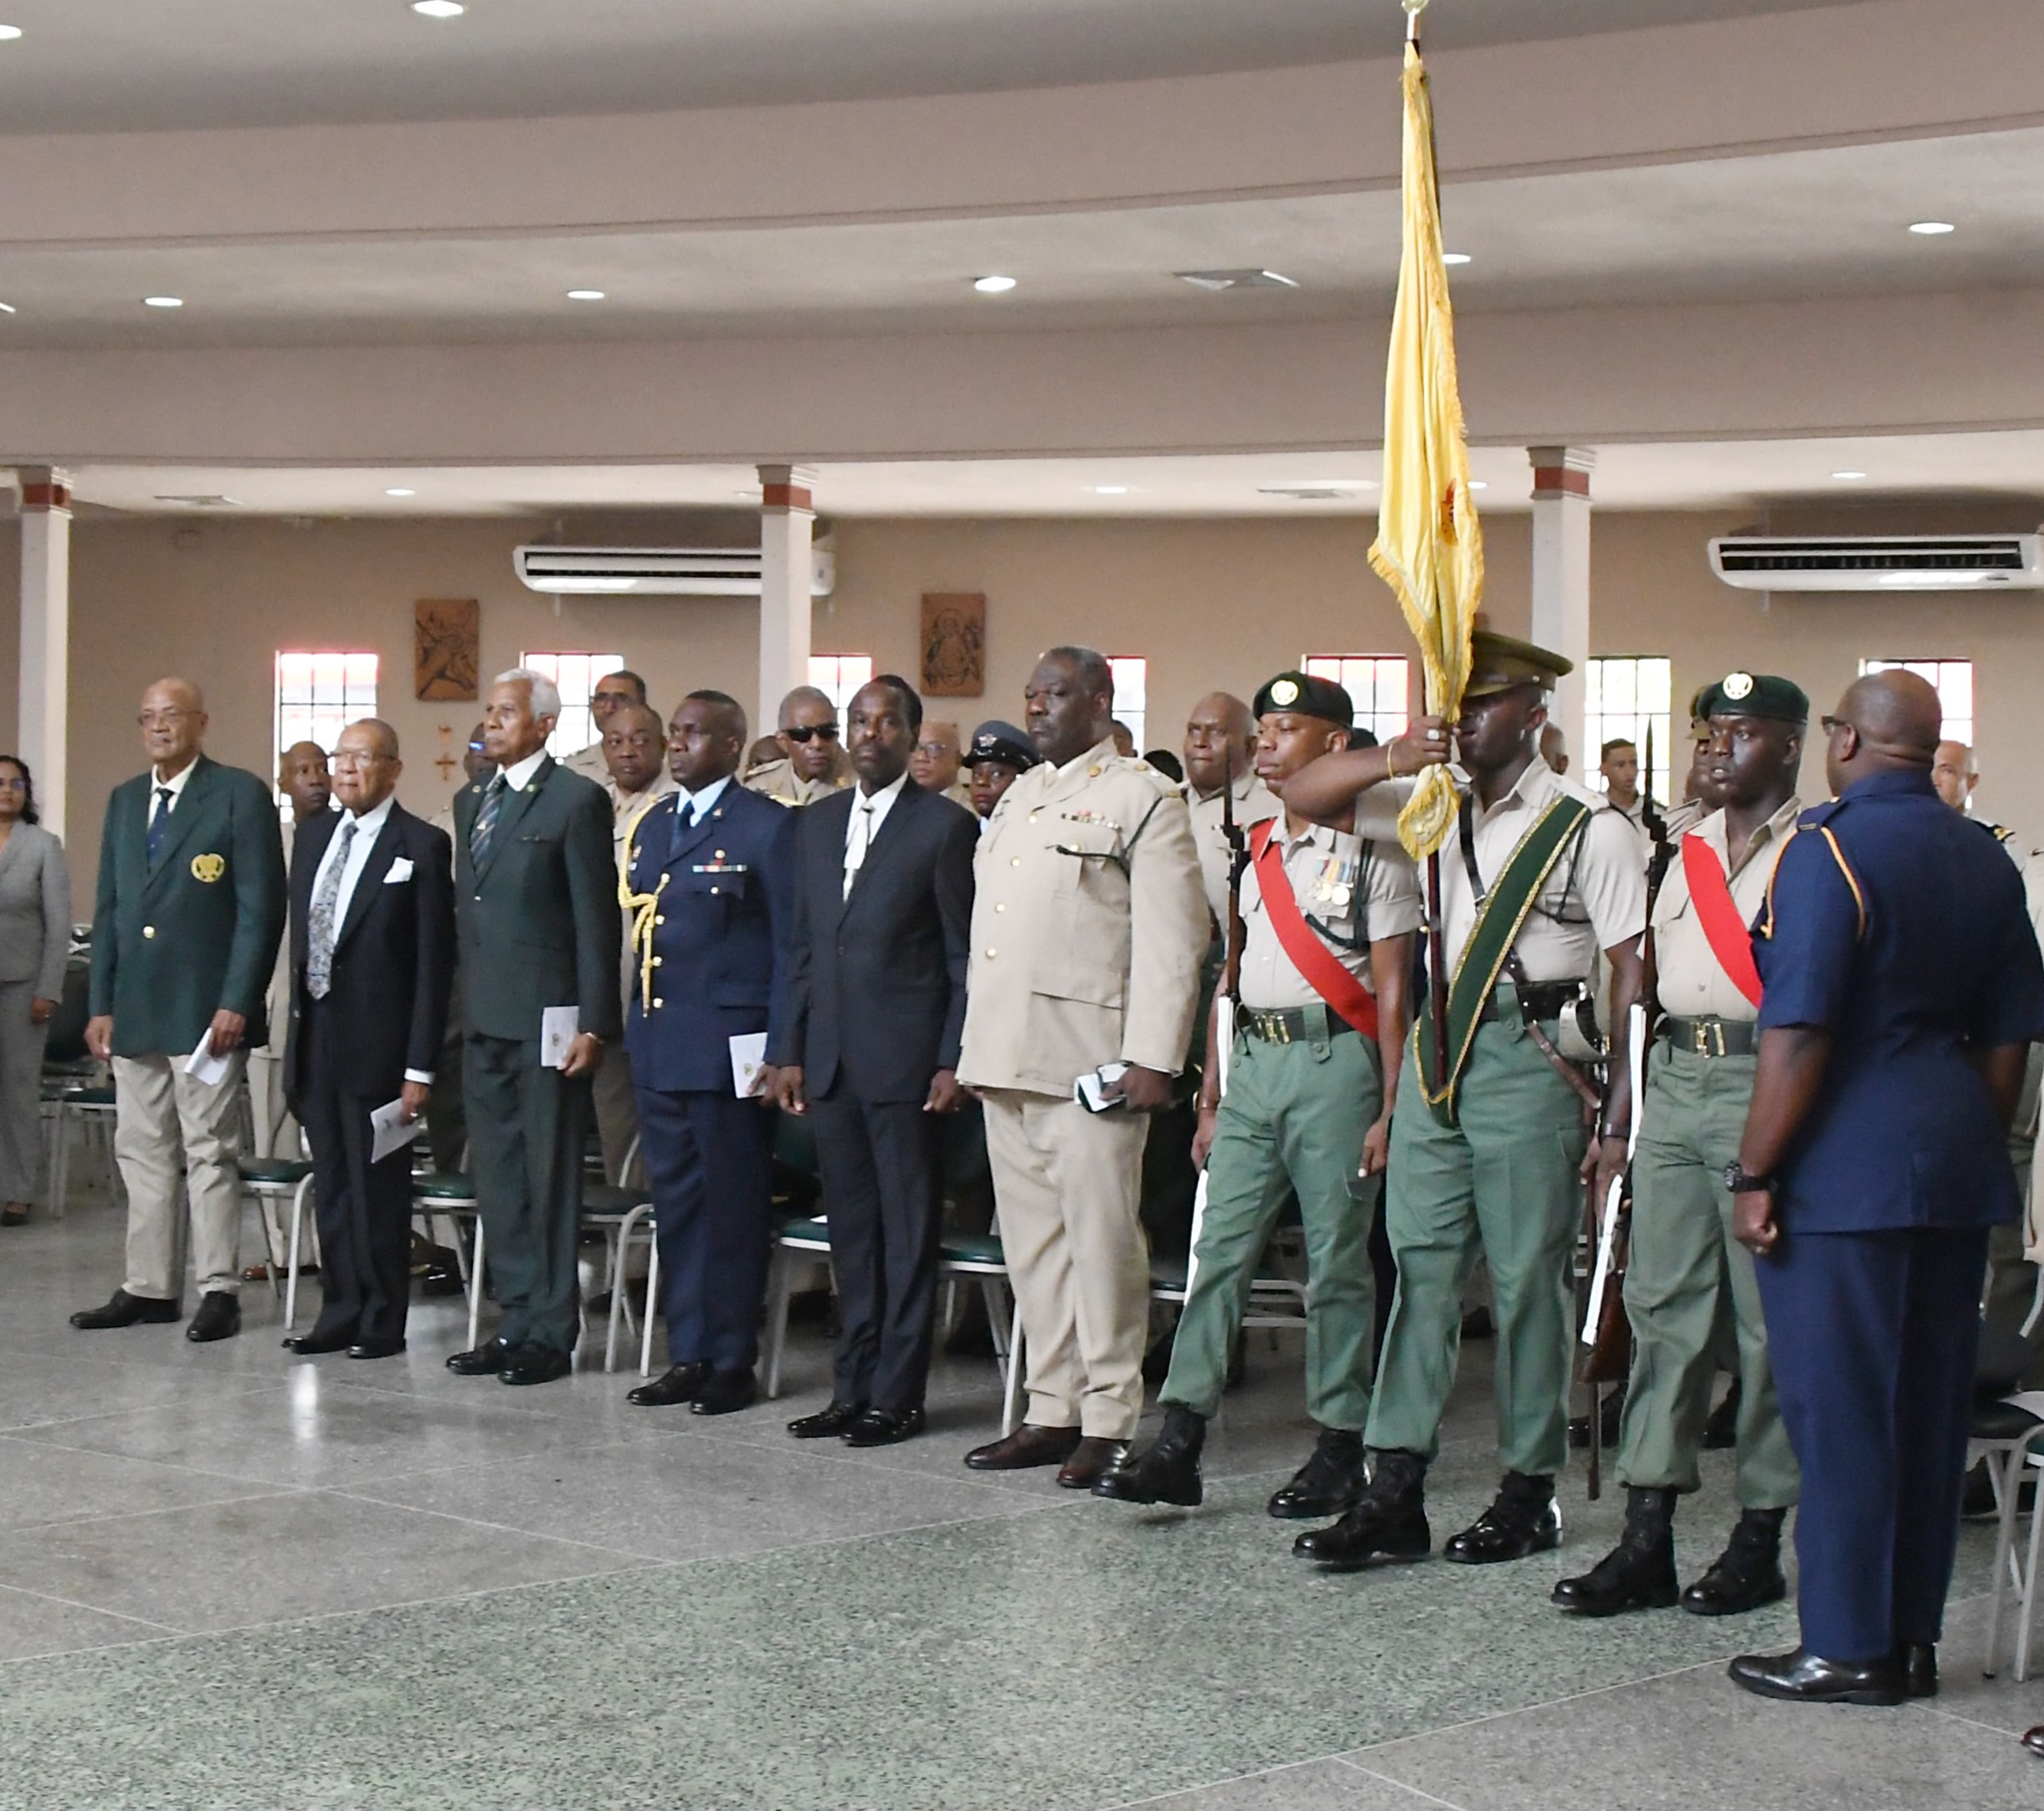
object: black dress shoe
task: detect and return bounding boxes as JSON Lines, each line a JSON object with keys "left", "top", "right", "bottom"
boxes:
{"left": 1292, "top": 1449, "right": 1431, "bottom": 1569}
{"left": 1898, "top": 1642, "right": 1937, "bottom": 1699}
{"left": 964, "top": 1424, "right": 1082, "bottom": 1471}
{"left": 346, "top": 1338, "right": 406, "bottom": 1360}
{"left": 283, "top": 1326, "right": 356, "bottom": 1356}
{"left": 1682, "top": 1508, "right": 1787, "bottom": 1616}
{"left": 843, "top": 1406, "right": 926, "bottom": 1448}
{"left": 447, "top": 1338, "right": 512, "bottom": 1375}
{"left": 2022, "top": 1724, "right": 2044, "bottom": 1757}
{"left": 499, "top": 1343, "right": 573, "bottom": 1386}
{"left": 1443, "top": 1473, "right": 1561, "bottom": 1565}
{"left": 690, "top": 1368, "right": 759, "bottom": 1416}
{"left": 787, "top": 1398, "right": 866, "bottom": 1437}
{"left": 185, "top": 1291, "right": 242, "bottom": 1344}
{"left": 629, "top": 1362, "right": 711, "bottom": 1408}
{"left": 1094, "top": 1405, "right": 1205, "bottom": 1507}
{"left": 1728, "top": 1645, "right": 1904, "bottom": 1706}
{"left": 1553, "top": 1487, "right": 1678, "bottom": 1616}
{"left": 1268, "top": 1426, "right": 1368, "bottom": 1520}
{"left": 70, "top": 1289, "right": 180, "bottom": 1330}
{"left": 1057, "top": 1437, "right": 1129, "bottom": 1490}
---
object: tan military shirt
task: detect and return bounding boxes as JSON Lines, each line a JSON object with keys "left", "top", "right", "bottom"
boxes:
{"left": 1652, "top": 796, "right": 1801, "bottom": 1023}
{"left": 1183, "top": 770, "right": 1283, "bottom": 929}
{"left": 745, "top": 756, "right": 849, "bottom": 808}
{"left": 959, "top": 736, "right": 1208, "bottom": 1094}
{"left": 1438, "top": 756, "right": 1647, "bottom": 982}
{"left": 1237, "top": 814, "right": 1421, "bottom": 1013}
{"left": 563, "top": 740, "right": 610, "bottom": 784}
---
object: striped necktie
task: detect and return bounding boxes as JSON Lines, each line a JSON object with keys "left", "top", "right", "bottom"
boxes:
{"left": 469, "top": 774, "right": 507, "bottom": 867}
{"left": 145, "top": 785, "right": 173, "bottom": 870}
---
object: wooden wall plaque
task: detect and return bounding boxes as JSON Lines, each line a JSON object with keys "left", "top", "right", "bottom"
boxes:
{"left": 415, "top": 598, "right": 480, "bottom": 701}
{"left": 920, "top": 592, "right": 985, "bottom": 697}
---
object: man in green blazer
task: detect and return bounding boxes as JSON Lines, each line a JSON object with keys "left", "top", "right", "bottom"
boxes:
{"left": 74, "top": 678, "right": 286, "bottom": 1343}
{"left": 444, "top": 669, "right": 620, "bottom": 1386}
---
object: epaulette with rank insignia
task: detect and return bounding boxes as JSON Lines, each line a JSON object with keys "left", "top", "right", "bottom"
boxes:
{"left": 1761, "top": 797, "right": 1864, "bottom": 941}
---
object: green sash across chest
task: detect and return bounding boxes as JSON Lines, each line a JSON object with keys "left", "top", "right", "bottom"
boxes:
{"left": 1414, "top": 791, "right": 1592, "bottom": 1127}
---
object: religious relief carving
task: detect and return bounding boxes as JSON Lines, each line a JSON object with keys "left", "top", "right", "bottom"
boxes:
{"left": 415, "top": 598, "right": 479, "bottom": 701}
{"left": 920, "top": 592, "right": 985, "bottom": 697}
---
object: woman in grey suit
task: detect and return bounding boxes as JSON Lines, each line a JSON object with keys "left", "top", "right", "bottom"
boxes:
{"left": 0, "top": 757, "right": 71, "bottom": 1223}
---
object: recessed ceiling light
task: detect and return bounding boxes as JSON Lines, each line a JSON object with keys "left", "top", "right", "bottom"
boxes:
{"left": 0, "top": 301, "right": 15, "bottom": 314}
{"left": 143, "top": 295, "right": 184, "bottom": 308}
{"left": 1442, "top": 252, "right": 1473, "bottom": 266}
{"left": 1089, "top": 486, "right": 1130, "bottom": 495}
{"left": 565, "top": 289, "right": 606, "bottom": 301}
{"left": 1468, "top": 480, "right": 1489, "bottom": 491}
{"left": 0, "top": 25, "right": 22, "bottom": 41}
{"left": 409, "top": 1, "right": 465, "bottom": 17}
{"left": 385, "top": 487, "right": 417, "bottom": 498}
{"left": 972, "top": 275, "right": 1017, "bottom": 293}
{"left": 1908, "top": 221, "right": 1956, "bottom": 235}
{"left": 1831, "top": 470, "right": 1867, "bottom": 481}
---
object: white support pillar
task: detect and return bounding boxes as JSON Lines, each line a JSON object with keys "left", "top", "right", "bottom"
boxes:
{"left": 756, "top": 463, "right": 817, "bottom": 739}
{"left": 16, "top": 467, "right": 72, "bottom": 842}
{"left": 1527, "top": 446, "right": 1595, "bottom": 772}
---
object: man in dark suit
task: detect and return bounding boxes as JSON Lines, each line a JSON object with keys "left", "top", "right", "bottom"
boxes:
{"left": 74, "top": 677, "right": 285, "bottom": 1343}
{"left": 769, "top": 677, "right": 977, "bottom": 1445}
{"left": 281, "top": 719, "right": 454, "bottom": 1360}
{"left": 622, "top": 689, "right": 797, "bottom": 1416}
{"left": 446, "top": 670, "right": 620, "bottom": 1387}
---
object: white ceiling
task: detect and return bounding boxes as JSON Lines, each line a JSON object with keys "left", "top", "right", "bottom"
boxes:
{"left": 0, "top": 125, "right": 2032, "bottom": 349}
{"left": 0, "top": 0, "right": 1866, "bottom": 135}
{"left": 56, "top": 431, "right": 2044, "bottom": 522}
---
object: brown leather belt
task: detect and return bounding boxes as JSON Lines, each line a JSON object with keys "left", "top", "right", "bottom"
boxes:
{"left": 1663, "top": 1015, "right": 1758, "bottom": 1058}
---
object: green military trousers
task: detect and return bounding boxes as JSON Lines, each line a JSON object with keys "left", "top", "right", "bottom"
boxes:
{"left": 1618, "top": 1043, "right": 1797, "bottom": 1506}
{"left": 1367, "top": 1015, "right": 1587, "bottom": 1477}
{"left": 1162, "top": 1011, "right": 1382, "bottom": 1428}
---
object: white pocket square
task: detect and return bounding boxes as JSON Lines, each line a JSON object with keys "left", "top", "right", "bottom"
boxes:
{"left": 384, "top": 858, "right": 414, "bottom": 884}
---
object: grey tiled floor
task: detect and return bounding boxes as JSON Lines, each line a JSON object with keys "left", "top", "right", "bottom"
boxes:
{"left": 0, "top": 1196, "right": 2037, "bottom": 1809}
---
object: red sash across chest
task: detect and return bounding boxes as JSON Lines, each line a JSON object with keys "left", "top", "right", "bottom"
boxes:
{"left": 1248, "top": 819, "right": 1379, "bottom": 1038}
{"left": 1679, "top": 833, "right": 1764, "bottom": 1008}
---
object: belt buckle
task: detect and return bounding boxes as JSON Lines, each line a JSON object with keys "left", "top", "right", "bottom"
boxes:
{"left": 1709, "top": 1020, "right": 1727, "bottom": 1059}
{"left": 1273, "top": 1012, "right": 1292, "bottom": 1045}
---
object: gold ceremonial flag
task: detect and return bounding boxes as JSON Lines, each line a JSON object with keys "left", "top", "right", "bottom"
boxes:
{"left": 1370, "top": 37, "right": 1484, "bottom": 861}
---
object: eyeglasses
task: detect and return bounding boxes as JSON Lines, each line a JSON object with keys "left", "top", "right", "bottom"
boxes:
{"left": 329, "top": 751, "right": 388, "bottom": 768}
{"left": 913, "top": 741, "right": 951, "bottom": 757}
{"left": 783, "top": 724, "right": 840, "bottom": 744}
{"left": 138, "top": 709, "right": 192, "bottom": 728}
{"left": 1819, "top": 715, "right": 1849, "bottom": 735}
{"left": 0, "top": 777, "right": 26, "bottom": 792}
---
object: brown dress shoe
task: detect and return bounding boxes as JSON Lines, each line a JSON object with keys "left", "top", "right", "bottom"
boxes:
{"left": 1057, "top": 1437, "right": 1130, "bottom": 1490}
{"left": 963, "top": 1424, "right": 1082, "bottom": 1471}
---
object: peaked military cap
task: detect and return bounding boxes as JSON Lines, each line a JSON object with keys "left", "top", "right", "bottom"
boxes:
{"left": 1464, "top": 629, "right": 1573, "bottom": 698}
{"left": 1254, "top": 670, "right": 1355, "bottom": 727}
{"left": 965, "top": 720, "right": 1038, "bottom": 770}
{"left": 1697, "top": 672, "right": 1809, "bottom": 725}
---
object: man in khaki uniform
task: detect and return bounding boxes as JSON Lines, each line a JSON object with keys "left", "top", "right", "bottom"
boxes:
{"left": 1554, "top": 673, "right": 1805, "bottom": 1620}
{"left": 745, "top": 685, "right": 853, "bottom": 807}
{"left": 1180, "top": 692, "right": 1280, "bottom": 930}
{"left": 909, "top": 719, "right": 976, "bottom": 810}
{"left": 563, "top": 670, "right": 651, "bottom": 783}
{"left": 593, "top": 702, "right": 676, "bottom": 1182}
{"left": 958, "top": 646, "right": 1208, "bottom": 1489}
{"left": 1282, "top": 631, "right": 1647, "bottom": 1573}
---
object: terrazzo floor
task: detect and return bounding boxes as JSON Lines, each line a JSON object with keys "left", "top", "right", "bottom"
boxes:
{"left": 0, "top": 1194, "right": 2038, "bottom": 1809}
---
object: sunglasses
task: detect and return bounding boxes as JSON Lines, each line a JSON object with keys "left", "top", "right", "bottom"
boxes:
{"left": 783, "top": 724, "right": 840, "bottom": 744}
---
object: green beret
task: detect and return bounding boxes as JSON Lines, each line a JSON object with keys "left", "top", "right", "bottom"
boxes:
{"left": 1254, "top": 671, "right": 1354, "bottom": 727}
{"left": 1697, "top": 672, "right": 1808, "bottom": 725}
{"left": 1464, "top": 629, "right": 1572, "bottom": 698}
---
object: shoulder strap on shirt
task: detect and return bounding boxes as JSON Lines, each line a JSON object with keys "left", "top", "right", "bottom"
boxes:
{"left": 1679, "top": 833, "right": 1764, "bottom": 1008}
{"left": 1250, "top": 823, "right": 1378, "bottom": 1038}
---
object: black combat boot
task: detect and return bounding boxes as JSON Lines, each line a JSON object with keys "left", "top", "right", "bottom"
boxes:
{"left": 1443, "top": 1470, "right": 1562, "bottom": 1565}
{"left": 1551, "top": 1486, "right": 1679, "bottom": 1615}
{"left": 1093, "top": 1404, "right": 1206, "bottom": 1507}
{"left": 1291, "top": 1449, "right": 1430, "bottom": 1569}
{"left": 1682, "top": 1506, "right": 1788, "bottom": 1615}
{"left": 1267, "top": 1426, "right": 1369, "bottom": 1519}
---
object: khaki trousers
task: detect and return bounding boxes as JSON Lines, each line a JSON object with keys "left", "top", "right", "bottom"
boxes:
{"left": 113, "top": 1050, "right": 249, "bottom": 1300}
{"left": 592, "top": 1038, "right": 641, "bottom": 1183}
{"left": 981, "top": 1088, "right": 1151, "bottom": 1439}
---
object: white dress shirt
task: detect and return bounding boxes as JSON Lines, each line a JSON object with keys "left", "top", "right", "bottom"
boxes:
{"left": 149, "top": 758, "right": 199, "bottom": 813}
{"left": 307, "top": 795, "right": 433, "bottom": 1085}
{"left": 673, "top": 773, "right": 734, "bottom": 827}
{"left": 497, "top": 747, "right": 550, "bottom": 792}
{"left": 843, "top": 770, "right": 909, "bottom": 895}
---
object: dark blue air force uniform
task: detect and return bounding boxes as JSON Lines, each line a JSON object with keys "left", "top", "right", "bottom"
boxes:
{"left": 1753, "top": 768, "right": 2044, "bottom": 1663}
{"left": 622, "top": 782, "right": 798, "bottom": 1373}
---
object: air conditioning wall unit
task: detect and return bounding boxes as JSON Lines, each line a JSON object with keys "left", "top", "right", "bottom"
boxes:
{"left": 1709, "top": 534, "right": 2044, "bottom": 593}
{"left": 514, "top": 542, "right": 835, "bottom": 598}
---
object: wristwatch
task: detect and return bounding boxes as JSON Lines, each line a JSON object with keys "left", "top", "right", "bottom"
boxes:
{"left": 1722, "top": 1162, "right": 1775, "bottom": 1194}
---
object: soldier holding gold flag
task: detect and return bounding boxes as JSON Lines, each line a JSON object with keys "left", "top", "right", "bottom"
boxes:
{"left": 1282, "top": 632, "right": 1646, "bottom": 1571}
